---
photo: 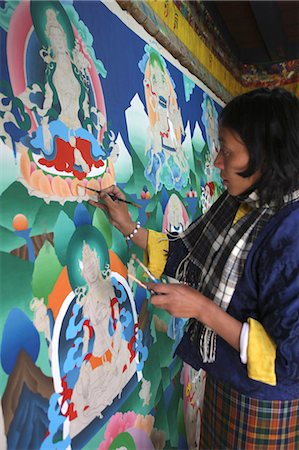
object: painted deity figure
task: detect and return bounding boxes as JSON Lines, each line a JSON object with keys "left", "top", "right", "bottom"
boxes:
{"left": 42, "top": 9, "right": 85, "bottom": 132}
{"left": 141, "top": 47, "right": 189, "bottom": 192}
{"left": 18, "top": 3, "right": 109, "bottom": 184}
{"left": 70, "top": 243, "right": 135, "bottom": 437}
{"left": 162, "top": 193, "right": 190, "bottom": 234}
{"left": 201, "top": 181, "right": 215, "bottom": 214}
{"left": 200, "top": 95, "right": 223, "bottom": 206}
{"left": 182, "top": 364, "right": 206, "bottom": 450}
{"left": 39, "top": 8, "right": 92, "bottom": 173}
{"left": 201, "top": 94, "right": 219, "bottom": 162}
{"left": 30, "top": 297, "right": 52, "bottom": 359}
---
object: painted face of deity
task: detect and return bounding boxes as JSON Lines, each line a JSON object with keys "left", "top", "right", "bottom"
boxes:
{"left": 206, "top": 99, "right": 213, "bottom": 122}
{"left": 48, "top": 26, "right": 67, "bottom": 54}
{"left": 150, "top": 61, "right": 167, "bottom": 98}
{"left": 205, "top": 98, "right": 219, "bottom": 158}
{"left": 45, "top": 9, "right": 68, "bottom": 55}
{"left": 81, "top": 243, "right": 102, "bottom": 285}
{"left": 214, "top": 127, "right": 262, "bottom": 196}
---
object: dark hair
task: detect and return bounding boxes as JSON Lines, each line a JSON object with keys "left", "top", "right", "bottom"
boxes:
{"left": 219, "top": 87, "right": 299, "bottom": 208}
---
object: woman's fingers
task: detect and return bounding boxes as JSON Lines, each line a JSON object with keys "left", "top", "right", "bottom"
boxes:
{"left": 89, "top": 190, "right": 123, "bottom": 213}
{"left": 88, "top": 199, "right": 108, "bottom": 213}
{"left": 99, "top": 185, "right": 126, "bottom": 201}
{"left": 146, "top": 282, "right": 187, "bottom": 295}
{"left": 99, "top": 191, "right": 116, "bottom": 207}
{"left": 146, "top": 282, "right": 169, "bottom": 294}
{"left": 146, "top": 282, "right": 203, "bottom": 319}
{"left": 147, "top": 283, "right": 174, "bottom": 311}
{"left": 88, "top": 187, "right": 133, "bottom": 234}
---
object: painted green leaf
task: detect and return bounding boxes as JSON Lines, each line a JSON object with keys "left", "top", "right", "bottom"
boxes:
{"left": 0, "top": 182, "right": 43, "bottom": 231}
{"left": 92, "top": 208, "right": 112, "bottom": 248}
{"left": 0, "top": 226, "right": 25, "bottom": 252}
{"left": 30, "top": 202, "right": 62, "bottom": 237}
{"left": 53, "top": 211, "right": 76, "bottom": 266}
{"left": 32, "top": 241, "right": 63, "bottom": 303}
{"left": 0, "top": 252, "right": 34, "bottom": 336}
{"left": 155, "top": 202, "right": 164, "bottom": 230}
{"left": 108, "top": 432, "right": 136, "bottom": 450}
{"left": 145, "top": 202, "right": 163, "bottom": 231}
{"left": 145, "top": 195, "right": 159, "bottom": 214}
{"left": 124, "top": 150, "right": 146, "bottom": 195}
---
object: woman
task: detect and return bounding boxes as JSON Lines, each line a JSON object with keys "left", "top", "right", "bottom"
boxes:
{"left": 90, "top": 87, "right": 299, "bottom": 449}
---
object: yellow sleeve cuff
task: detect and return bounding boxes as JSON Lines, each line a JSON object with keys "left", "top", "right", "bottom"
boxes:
{"left": 247, "top": 318, "right": 277, "bottom": 386}
{"left": 146, "top": 229, "right": 169, "bottom": 279}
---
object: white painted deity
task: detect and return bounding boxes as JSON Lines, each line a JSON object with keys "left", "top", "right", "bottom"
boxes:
{"left": 70, "top": 243, "right": 136, "bottom": 437}
{"left": 139, "top": 378, "right": 152, "bottom": 406}
{"left": 164, "top": 193, "right": 190, "bottom": 233}
{"left": 204, "top": 97, "right": 219, "bottom": 160}
{"left": 30, "top": 297, "right": 52, "bottom": 359}
{"left": 40, "top": 9, "right": 91, "bottom": 161}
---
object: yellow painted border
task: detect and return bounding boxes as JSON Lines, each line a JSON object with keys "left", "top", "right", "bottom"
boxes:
{"left": 283, "top": 82, "right": 299, "bottom": 97}
{"left": 147, "top": 0, "right": 245, "bottom": 96}
{"left": 148, "top": 1, "right": 299, "bottom": 98}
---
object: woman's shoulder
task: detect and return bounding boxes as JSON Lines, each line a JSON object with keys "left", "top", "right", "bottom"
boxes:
{"left": 267, "top": 201, "right": 299, "bottom": 241}
{"left": 252, "top": 200, "right": 299, "bottom": 263}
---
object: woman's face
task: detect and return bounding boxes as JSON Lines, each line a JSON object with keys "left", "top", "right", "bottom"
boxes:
{"left": 214, "top": 127, "right": 262, "bottom": 196}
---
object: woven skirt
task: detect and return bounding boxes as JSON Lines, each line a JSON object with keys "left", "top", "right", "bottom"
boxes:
{"left": 200, "top": 376, "right": 299, "bottom": 450}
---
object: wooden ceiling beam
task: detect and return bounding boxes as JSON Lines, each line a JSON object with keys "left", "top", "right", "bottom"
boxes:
{"left": 249, "top": 1, "right": 289, "bottom": 63}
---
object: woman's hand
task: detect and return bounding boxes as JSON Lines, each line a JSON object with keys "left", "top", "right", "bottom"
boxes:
{"left": 147, "top": 282, "right": 209, "bottom": 320}
{"left": 88, "top": 185, "right": 149, "bottom": 251}
{"left": 147, "top": 282, "right": 242, "bottom": 352}
{"left": 88, "top": 185, "right": 134, "bottom": 234}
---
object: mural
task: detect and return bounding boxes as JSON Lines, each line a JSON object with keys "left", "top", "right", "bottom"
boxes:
{"left": 0, "top": 0, "right": 224, "bottom": 448}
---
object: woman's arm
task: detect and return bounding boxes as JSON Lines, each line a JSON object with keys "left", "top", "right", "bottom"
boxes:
{"left": 147, "top": 282, "right": 242, "bottom": 352}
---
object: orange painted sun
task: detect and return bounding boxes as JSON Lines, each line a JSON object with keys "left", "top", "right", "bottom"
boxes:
{"left": 12, "top": 214, "right": 29, "bottom": 231}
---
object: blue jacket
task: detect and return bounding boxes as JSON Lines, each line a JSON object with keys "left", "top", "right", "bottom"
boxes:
{"left": 166, "top": 201, "right": 299, "bottom": 400}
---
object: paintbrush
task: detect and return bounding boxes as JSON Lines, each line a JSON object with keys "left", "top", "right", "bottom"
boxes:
{"left": 131, "top": 253, "right": 159, "bottom": 282}
{"left": 128, "top": 273, "right": 157, "bottom": 295}
{"left": 78, "top": 185, "right": 141, "bottom": 209}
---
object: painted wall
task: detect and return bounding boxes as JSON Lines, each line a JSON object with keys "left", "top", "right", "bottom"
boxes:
{"left": 0, "top": 1, "right": 224, "bottom": 448}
